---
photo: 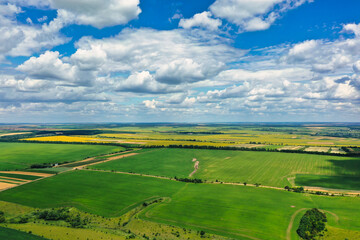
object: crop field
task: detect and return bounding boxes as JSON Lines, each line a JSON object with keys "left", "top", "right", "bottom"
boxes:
{"left": 90, "top": 148, "right": 360, "bottom": 188}
{"left": 0, "top": 170, "right": 184, "bottom": 217}
{"left": 295, "top": 174, "right": 360, "bottom": 191}
{"left": 1, "top": 170, "right": 360, "bottom": 240}
{"left": 143, "top": 182, "right": 360, "bottom": 240}
{"left": 0, "top": 142, "right": 125, "bottom": 171}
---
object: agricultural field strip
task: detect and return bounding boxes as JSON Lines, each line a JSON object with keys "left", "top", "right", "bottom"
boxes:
{"left": 0, "top": 171, "right": 53, "bottom": 177}
{"left": 0, "top": 176, "right": 29, "bottom": 182}
{"left": 0, "top": 172, "right": 54, "bottom": 192}
{"left": 59, "top": 149, "right": 137, "bottom": 167}
{"left": 74, "top": 153, "right": 139, "bottom": 169}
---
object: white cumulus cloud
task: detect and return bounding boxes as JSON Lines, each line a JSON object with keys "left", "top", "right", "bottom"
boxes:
{"left": 179, "top": 11, "right": 222, "bottom": 31}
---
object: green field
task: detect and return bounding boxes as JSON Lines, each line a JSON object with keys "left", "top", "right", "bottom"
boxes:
{"left": 1, "top": 170, "right": 360, "bottom": 240}
{"left": 0, "top": 226, "right": 48, "bottom": 240}
{"left": 90, "top": 148, "right": 360, "bottom": 188}
{"left": 0, "top": 142, "right": 125, "bottom": 171}
{"left": 0, "top": 170, "right": 183, "bottom": 217}
{"left": 295, "top": 174, "right": 360, "bottom": 191}
{"left": 143, "top": 183, "right": 360, "bottom": 239}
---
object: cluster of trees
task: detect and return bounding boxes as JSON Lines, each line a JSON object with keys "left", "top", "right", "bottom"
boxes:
{"left": 297, "top": 208, "right": 327, "bottom": 239}
{"left": 285, "top": 186, "right": 305, "bottom": 193}
{"left": 174, "top": 176, "right": 203, "bottom": 183}
{"left": 30, "top": 163, "right": 54, "bottom": 168}
{"left": 35, "top": 208, "right": 86, "bottom": 228}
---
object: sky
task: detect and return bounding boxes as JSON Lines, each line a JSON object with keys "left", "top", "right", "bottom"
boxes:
{"left": 0, "top": 0, "right": 360, "bottom": 123}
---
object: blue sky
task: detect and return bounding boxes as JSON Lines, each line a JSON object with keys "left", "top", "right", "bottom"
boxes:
{"left": 0, "top": 0, "right": 359, "bottom": 122}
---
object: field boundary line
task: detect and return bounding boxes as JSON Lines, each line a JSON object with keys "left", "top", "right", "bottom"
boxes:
{"left": 75, "top": 152, "right": 139, "bottom": 169}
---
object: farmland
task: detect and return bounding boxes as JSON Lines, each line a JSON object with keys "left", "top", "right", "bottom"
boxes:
{"left": 0, "top": 170, "right": 184, "bottom": 217}
{"left": 1, "top": 170, "right": 360, "bottom": 240}
{"left": 0, "top": 142, "right": 124, "bottom": 171}
{"left": 0, "top": 123, "right": 359, "bottom": 240}
{"left": 90, "top": 148, "right": 360, "bottom": 189}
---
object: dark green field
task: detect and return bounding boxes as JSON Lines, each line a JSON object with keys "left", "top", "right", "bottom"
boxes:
{"left": 0, "top": 226, "right": 47, "bottom": 239}
{"left": 295, "top": 174, "right": 360, "bottom": 191}
{"left": 0, "top": 142, "right": 125, "bottom": 171}
{"left": 1, "top": 170, "right": 360, "bottom": 240}
{"left": 90, "top": 148, "right": 360, "bottom": 189}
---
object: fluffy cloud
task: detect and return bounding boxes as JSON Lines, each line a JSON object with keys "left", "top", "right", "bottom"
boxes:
{"left": 179, "top": 11, "right": 222, "bottom": 31}
{"left": 283, "top": 24, "right": 360, "bottom": 73}
{"left": 116, "top": 71, "right": 181, "bottom": 93}
{"left": 343, "top": 23, "right": 360, "bottom": 37}
{"left": 209, "top": 0, "right": 312, "bottom": 32}
{"left": 156, "top": 58, "right": 213, "bottom": 84}
{"left": 17, "top": 51, "right": 75, "bottom": 80}
{"left": 6, "top": 0, "right": 141, "bottom": 28}
{"left": 0, "top": 3, "right": 69, "bottom": 61}
{"left": 49, "top": 0, "right": 141, "bottom": 28}
{"left": 16, "top": 50, "right": 99, "bottom": 86}
{"left": 71, "top": 28, "right": 243, "bottom": 82}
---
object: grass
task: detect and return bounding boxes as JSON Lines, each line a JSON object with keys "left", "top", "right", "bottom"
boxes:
{"left": 1, "top": 171, "right": 360, "bottom": 239}
{"left": 90, "top": 148, "right": 360, "bottom": 188}
{"left": 295, "top": 174, "right": 360, "bottom": 191}
{"left": 322, "top": 226, "right": 360, "bottom": 239}
{"left": 0, "top": 201, "right": 34, "bottom": 217}
{"left": 5, "top": 224, "right": 127, "bottom": 240}
{"left": 0, "top": 142, "right": 125, "bottom": 171}
{"left": 0, "top": 226, "right": 48, "bottom": 239}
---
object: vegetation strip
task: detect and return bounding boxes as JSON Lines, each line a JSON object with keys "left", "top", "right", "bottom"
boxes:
{"left": 0, "top": 173, "right": 41, "bottom": 181}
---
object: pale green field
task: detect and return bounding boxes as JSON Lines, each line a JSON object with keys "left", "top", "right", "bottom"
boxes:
{"left": 90, "top": 148, "right": 360, "bottom": 188}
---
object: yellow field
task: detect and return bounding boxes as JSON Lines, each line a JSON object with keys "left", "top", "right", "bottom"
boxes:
{"left": 24, "top": 136, "right": 99, "bottom": 143}
{"left": 22, "top": 128, "right": 360, "bottom": 147}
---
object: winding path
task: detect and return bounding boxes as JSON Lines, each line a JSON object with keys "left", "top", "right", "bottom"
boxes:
{"left": 286, "top": 208, "right": 307, "bottom": 240}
